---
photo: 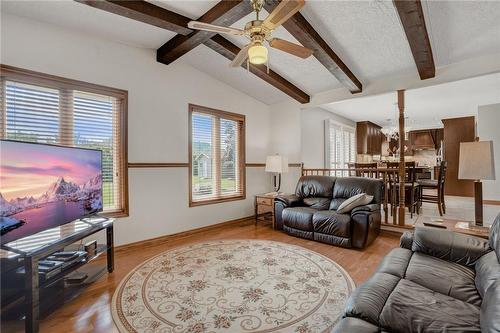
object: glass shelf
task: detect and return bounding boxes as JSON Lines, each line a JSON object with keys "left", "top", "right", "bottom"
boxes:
{"left": 1, "top": 217, "right": 113, "bottom": 256}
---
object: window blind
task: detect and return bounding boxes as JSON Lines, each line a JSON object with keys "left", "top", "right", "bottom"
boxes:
{"left": 0, "top": 67, "right": 127, "bottom": 216}
{"left": 190, "top": 105, "right": 245, "bottom": 205}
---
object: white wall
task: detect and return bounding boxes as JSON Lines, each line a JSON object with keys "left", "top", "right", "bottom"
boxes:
{"left": 477, "top": 103, "right": 500, "bottom": 201}
{"left": 1, "top": 13, "right": 273, "bottom": 245}
{"left": 301, "top": 107, "right": 355, "bottom": 168}
{"left": 267, "top": 102, "right": 356, "bottom": 193}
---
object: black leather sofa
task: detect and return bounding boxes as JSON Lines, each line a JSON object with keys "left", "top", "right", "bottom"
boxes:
{"left": 274, "top": 176, "right": 383, "bottom": 249}
{"left": 332, "top": 213, "right": 500, "bottom": 333}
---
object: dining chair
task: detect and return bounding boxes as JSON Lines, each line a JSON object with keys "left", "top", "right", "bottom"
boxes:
{"left": 355, "top": 162, "right": 378, "bottom": 178}
{"left": 386, "top": 161, "right": 420, "bottom": 218}
{"left": 418, "top": 161, "right": 448, "bottom": 216}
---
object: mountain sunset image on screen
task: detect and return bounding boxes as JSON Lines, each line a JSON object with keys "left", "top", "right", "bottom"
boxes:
{"left": 0, "top": 140, "right": 102, "bottom": 244}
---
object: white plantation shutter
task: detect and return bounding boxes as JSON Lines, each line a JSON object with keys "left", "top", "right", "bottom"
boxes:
{"left": 190, "top": 105, "right": 245, "bottom": 205}
{"left": 0, "top": 66, "right": 128, "bottom": 216}
{"left": 325, "top": 120, "right": 356, "bottom": 175}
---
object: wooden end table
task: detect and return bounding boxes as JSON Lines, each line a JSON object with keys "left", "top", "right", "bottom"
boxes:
{"left": 416, "top": 218, "right": 490, "bottom": 239}
{"left": 255, "top": 193, "right": 282, "bottom": 229}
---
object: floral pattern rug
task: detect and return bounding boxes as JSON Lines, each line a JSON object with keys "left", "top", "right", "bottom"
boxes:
{"left": 111, "top": 240, "right": 355, "bottom": 333}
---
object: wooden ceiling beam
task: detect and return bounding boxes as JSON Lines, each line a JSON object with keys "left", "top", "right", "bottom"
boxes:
{"left": 263, "top": 0, "right": 362, "bottom": 93}
{"left": 393, "top": 0, "right": 435, "bottom": 80}
{"left": 157, "top": 1, "right": 253, "bottom": 65}
{"left": 205, "top": 35, "right": 310, "bottom": 104}
{"left": 75, "top": 0, "right": 192, "bottom": 35}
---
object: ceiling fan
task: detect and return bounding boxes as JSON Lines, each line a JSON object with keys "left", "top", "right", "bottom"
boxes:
{"left": 188, "top": 0, "right": 313, "bottom": 69}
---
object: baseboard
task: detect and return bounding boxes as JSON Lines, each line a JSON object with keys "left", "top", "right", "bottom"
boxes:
{"left": 484, "top": 200, "right": 500, "bottom": 206}
{"left": 115, "top": 215, "right": 255, "bottom": 253}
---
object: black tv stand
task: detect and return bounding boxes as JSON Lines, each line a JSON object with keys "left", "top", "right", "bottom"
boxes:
{"left": 79, "top": 214, "right": 110, "bottom": 224}
{"left": 0, "top": 218, "right": 114, "bottom": 333}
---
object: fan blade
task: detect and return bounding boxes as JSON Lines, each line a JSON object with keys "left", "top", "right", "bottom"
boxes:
{"left": 263, "top": 0, "right": 305, "bottom": 30}
{"left": 231, "top": 44, "right": 250, "bottom": 67}
{"left": 188, "top": 21, "right": 244, "bottom": 35}
{"left": 269, "top": 38, "right": 313, "bottom": 58}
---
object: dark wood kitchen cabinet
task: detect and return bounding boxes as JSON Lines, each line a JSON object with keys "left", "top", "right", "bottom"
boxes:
{"left": 442, "top": 117, "right": 475, "bottom": 197}
{"left": 356, "top": 121, "right": 383, "bottom": 155}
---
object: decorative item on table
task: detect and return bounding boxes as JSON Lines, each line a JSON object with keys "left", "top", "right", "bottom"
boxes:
{"left": 458, "top": 140, "right": 495, "bottom": 226}
{"left": 265, "top": 154, "right": 288, "bottom": 193}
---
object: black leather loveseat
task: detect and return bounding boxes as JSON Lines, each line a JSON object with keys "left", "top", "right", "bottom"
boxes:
{"left": 274, "top": 176, "right": 383, "bottom": 249}
{"left": 332, "top": 213, "right": 500, "bottom": 333}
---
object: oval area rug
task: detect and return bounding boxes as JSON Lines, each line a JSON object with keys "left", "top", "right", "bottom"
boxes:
{"left": 111, "top": 240, "right": 355, "bottom": 333}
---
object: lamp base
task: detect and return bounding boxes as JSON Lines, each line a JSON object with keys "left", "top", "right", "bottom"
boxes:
{"left": 474, "top": 180, "right": 483, "bottom": 226}
{"left": 272, "top": 173, "right": 281, "bottom": 192}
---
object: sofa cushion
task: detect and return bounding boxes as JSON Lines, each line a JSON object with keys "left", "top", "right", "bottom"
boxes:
{"left": 475, "top": 250, "right": 500, "bottom": 298}
{"left": 480, "top": 279, "right": 500, "bottom": 333}
{"left": 282, "top": 207, "right": 317, "bottom": 231}
{"left": 337, "top": 193, "right": 373, "bottom": 214}
{"left": 303, "top": 197, "right": 331, "bottom": 210}
{"left": 295, "top": 176, "right": 335, "bottom": 198}
{"left": 344, "top": 272, "right": 400, "bottom": 326}
{"left": 333, "top": 177, "right": 384, "bottom": 204}
{"left": 379, "top": 279, "right": 481, "bottom": 332}
{"left": 412, "top": 227, "right": 491, "bottom": 267}
{"left": 329, "top": 198, "right": 346, "bottom": 210}
{"left": 312, "top": 210, "right": 351, "bottom": 237}
{"left": 405, "top": 252, "right": 481, "bottom": 306}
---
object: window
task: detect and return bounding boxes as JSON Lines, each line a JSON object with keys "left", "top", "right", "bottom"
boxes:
{"left": 0, "top": 65, "right": 128, "bottom": 216}
{"left": 189, "top": 104, "right": 245, "bottom": 206}
{"left": 325, "top": 120, "right": 356, "bottom": 172}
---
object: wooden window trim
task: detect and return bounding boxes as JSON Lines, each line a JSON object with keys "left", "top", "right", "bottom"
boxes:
{"left": 188, "top": 103, "right": 246, "bottom": 207}
{"left": 0, "top": 64, "right": 129, "bottom": 217}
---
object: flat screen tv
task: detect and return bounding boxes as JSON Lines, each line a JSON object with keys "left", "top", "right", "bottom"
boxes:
{"left": 0, "top": 140, "right": 103, "bottom": 245}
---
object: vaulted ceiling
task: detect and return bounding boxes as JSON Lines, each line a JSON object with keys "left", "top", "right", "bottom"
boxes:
{"left": 2, "top": 0, "right": 499, "bottom": 105}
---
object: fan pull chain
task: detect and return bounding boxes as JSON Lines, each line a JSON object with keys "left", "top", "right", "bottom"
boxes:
{"left": 247, "top": 59, "right": 250, "bottom": 73}
{"left": 267, "top": 52, "right": 270, "bottom": 74}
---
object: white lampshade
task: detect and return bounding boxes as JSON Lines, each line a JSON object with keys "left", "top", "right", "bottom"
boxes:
{"left": 458, "top": 141, "right": 496, "bottom": 180}
{"left": 265, "top": 155, "right": 289, "bottom": 173}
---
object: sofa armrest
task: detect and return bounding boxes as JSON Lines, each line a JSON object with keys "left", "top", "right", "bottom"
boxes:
{"left": 350, "top": 205, "right": 382, "bottom": 249}
{"left": 273, "top": 195, "right": 301, "bottom": 231}
{"left": 275, "top": 194, "right": 302, "bottom": 207}
{"left": 412, "top": 226, "right": 492, "bottom": 267}
{"left": 400, "top": 231, "right": 414, "bottom": 250}
{"left": 351, "top": 204, "right": 380, "bottom": 216}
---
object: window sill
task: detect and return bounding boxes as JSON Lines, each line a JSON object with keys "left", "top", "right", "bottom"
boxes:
{"left": 102, "top": 210, "right": 129, "bottom": 218}
{"left": 189, "top": 195, "right": 246, "bottom": 207}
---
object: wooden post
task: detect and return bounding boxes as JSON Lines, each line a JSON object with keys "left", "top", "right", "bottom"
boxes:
{"left": 398, "top": 90, "right": 406, "bottom": 226}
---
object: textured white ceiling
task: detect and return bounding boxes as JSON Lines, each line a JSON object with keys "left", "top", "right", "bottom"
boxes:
{"left": 422, "top": 0, "right": 500, "bottom": 68}
{"left": 323, "top": 73, "right": 500, "bottom": 129}
{"left": 2, "top": 0, "right": 499, "bottom": 105}
{"left": 146, "top": 0, "right": 218, "bottom": 20}
{"left": 300, "top": 0, "right": 415, "bottom": 84}
{"left": 182, "top": 44, "right": 290, "bottom": 104}
{"left": 0, "top": 0, "right": 177, "bottom": 49}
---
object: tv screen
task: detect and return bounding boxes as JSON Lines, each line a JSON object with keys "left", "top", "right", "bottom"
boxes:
{"left": 0, "top": 140, "right": 102, "bottom": 245}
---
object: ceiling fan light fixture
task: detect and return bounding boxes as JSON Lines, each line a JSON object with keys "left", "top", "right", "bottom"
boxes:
{"left": 248, "top": 43, "right": 268, "bottom": 65}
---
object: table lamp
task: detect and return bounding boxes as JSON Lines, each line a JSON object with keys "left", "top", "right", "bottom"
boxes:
{"left": 458, "top": 141, "right": 495, "bottom": 226}
{"left": 265, "top": 154, "right": 289, "bottom": 193}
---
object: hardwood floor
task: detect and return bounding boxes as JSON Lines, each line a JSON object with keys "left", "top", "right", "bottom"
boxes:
{"left": 6, "top": 219, "right": 401, "bottom": 333}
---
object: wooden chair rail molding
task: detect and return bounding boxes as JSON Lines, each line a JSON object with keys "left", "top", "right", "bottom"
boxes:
{"left": 128, "top": 162, "right": 303, "bottom": 168}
